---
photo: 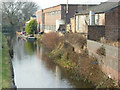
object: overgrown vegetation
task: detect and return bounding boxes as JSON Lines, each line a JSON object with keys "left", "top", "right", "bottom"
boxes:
{"left": 25, "top": 20, "right": 37, "bottom": 35}
{"left": 1, "top": 33, "right": 12, "bottom": 88}
{"left": 42, "top": 32, "right": 59, "bottom": 51}
{"left": 96, "top": 45, "right": 106, "bottom": 56}
{"left": 41, "top": 32, "right": 119, "bottom": 88}
{"left": 65, "top": 33, "right": 86, "bottom": 49}
{"left": 106, "top": 41, "right": 120, "bottom": 47}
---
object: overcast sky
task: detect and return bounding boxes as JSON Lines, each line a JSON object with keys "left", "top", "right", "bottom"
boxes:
{"left": 33, "top": 0, "right": 108, "bottom": 10}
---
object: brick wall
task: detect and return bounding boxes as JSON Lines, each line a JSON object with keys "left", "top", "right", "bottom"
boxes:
{"left": 61, "top": 5, "right": 78, "bottom": 24}
{"left": 87, "top": 40, "right": 120, "bottom": 85}
{"left": 36, "top": 10, "right": 45, "bottom": 32}
{"left": 61, "top": 5, "right": 95, "bottom": 24}
{"left": 88, "top": 25, "right": 105, "bottom": 41}
{"left": 44, "top": 5, "right": 61, "bottom": 25}
{"left": 36, "top": 11, "right": 42, "bottom": 25}
{"left": 105, "top": 6, "right": 120, "bottom": 41}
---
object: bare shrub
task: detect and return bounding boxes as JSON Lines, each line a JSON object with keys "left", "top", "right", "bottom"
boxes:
{"left": 96, "top": 45, "right": 106, "bottom": 56}
{"left": 42, "top": 32, "right": 59, "bottom": 51}
{"left": 65, "top": 33, "right": 86, "bottom": 49}
{"left": 69, "top": 52, "right": 79, "bottom": 63}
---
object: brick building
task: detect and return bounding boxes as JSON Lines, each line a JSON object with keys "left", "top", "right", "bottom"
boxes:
{"left": 71, "top": 1, "right": 120, "bottom": 41}
{"left": 36, "top": 4, "right": 96, "bottom": 32}
{"left": 85, "top": 1, "right": 120, "bottom": 85}
{"left": 36, "top": 10, "right": 44, "bottom": 32}
{"left": 105, "top": 2, "right": 120, "bottom": 41}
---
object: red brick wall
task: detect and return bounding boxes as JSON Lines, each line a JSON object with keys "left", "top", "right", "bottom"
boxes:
{"left": 105, "top": 6, "right": 120, "bottom": 85}
{"left": 36, "top": 4, "right": 97, "bottom": 31}
{"left": 36, "top": 10, "right": 44, "bottom": 31}
{"left": 44, "top": 5, "right": 61, "bottom": 25}
{"left": 105, "top": 6, "right": 120, "bottom": 41}
{"left": 36, "top": 11, "right": 43, "bottom": 25}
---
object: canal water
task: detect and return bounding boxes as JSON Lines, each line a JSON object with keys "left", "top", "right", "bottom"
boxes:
{"left": 9, "top": 35, "right": 93, "bottom": 88}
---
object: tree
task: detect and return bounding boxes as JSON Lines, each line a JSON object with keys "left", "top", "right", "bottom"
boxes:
{"left": 25, "top": 19, "right": 37, "bottom": 34}
{"left": 1, "top": 0, "right": 39, "bottom": 31}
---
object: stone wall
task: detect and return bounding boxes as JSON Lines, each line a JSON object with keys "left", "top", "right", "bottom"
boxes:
{"left": 88, "top": 25, "right": 105, "bottom": 41}
{"left": 87, "top": 40, "right": 120, "bottom": 85}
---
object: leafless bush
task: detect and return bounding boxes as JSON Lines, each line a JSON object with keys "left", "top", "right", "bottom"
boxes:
{"left": 96, "top": 45, "right": 106, "bottom": 56}
{"left": 42, "top": 32, "right": 59, "bottom": 51}
{"left": 65, "top": 33, "right": 86, "bottom": 49}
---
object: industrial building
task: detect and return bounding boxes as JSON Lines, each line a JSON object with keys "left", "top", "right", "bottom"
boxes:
{"left": 36, "top": 4, "right": 96, "bottom": 32}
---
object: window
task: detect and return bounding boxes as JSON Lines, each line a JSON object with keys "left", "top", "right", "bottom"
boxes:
{"left": 95, "top": 14, "right": 99, "bottom": 25}
{"left": 48, "top": 10, "right": 61, "bottom": 16}
{"left": 64, "top": 6, "right": 66, "bottom": 10}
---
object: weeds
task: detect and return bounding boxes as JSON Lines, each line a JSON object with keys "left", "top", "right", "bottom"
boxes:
{"left": 42, "top": 32, "right": 59, "bottom": 51}
{"left": 96, "top": 45, "right": 106, "bottom": 56}
{"left": 41, "top": 32, "right": 118, "bottom": 88}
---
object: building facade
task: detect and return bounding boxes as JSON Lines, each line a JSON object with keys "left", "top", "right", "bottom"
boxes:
{"left": 73, "top": 10, "right": 105, "bottom": 35}
{"left": 36, "top": 10, "right": 44, "bottom": 32}
{"left": 71, "top": 2, "right": 120, "bottom": 40}
{"left": 105, "top": 5, "right": 120, "bottom": 41}
{"left": 36, "top": 4, "right": 96, "bottom": 32}
{"left": 77, "top": 1, "right": 120, "bottom": 85}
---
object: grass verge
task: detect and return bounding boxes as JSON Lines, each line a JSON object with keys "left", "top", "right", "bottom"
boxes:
{"left": 0, "top": 32, "right": 2, "bottom": 89}
{"left": 1, "top": 33, "right": 12, "bottom": 88}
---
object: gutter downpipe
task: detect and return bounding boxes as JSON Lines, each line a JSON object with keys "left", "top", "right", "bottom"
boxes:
{"left": 75, "top": 14, "right": 76, "bottom": 33}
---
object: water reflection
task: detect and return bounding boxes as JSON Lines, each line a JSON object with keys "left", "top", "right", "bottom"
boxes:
{"left": 12, "top": 37, "right": 73, "bottom": 88}
{"left": 55, "top": 65, "right": 62, "bottom": 87}
{"left": 37, "top": 43, "right": 42, "bottom": 60}
{"left": 25, "top": 41, "right": 36, "bottom": 55}
{"left": 56, "top": 65, "right": 62, "bottom": 80}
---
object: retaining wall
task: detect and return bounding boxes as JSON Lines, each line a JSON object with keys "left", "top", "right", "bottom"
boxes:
{"left": 87, "top": 40, "right": 120, "bottom": 85}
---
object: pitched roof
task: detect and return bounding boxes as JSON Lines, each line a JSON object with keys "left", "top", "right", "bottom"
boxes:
{"left": 76, "top": 1, "right": 120, "bottom": 15}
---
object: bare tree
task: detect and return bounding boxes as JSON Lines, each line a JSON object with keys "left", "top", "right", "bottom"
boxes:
{"left": 1, "top": 0, "right": 39, "bottom": 31}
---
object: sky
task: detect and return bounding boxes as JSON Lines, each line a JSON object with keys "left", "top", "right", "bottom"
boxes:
{"left": 32, "top": 0, "right": 108, "bottom": 10}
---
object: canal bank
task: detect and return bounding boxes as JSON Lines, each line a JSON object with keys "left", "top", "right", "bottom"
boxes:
{"left": 8, "top": 34, "right": 95, "bottom": 88}
{"left": 4, "top": 32, "right": 119, "bottom": 88}
{"left": 1, "top": 33, "right": 14, "bottom": 88}
{"left": 40, "top": 32, "right": 119, "bottom": 88}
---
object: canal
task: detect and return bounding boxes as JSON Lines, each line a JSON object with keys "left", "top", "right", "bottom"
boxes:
{"left": 8, "top": 34, "right": 93, "bottom": 88}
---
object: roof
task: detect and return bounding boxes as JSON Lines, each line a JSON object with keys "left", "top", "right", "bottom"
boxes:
{"left": 36, "top": 4, "right": 97, "bottom": 15}
{"left": 37, "top": 4, "right": 97, "bottom": 11}
{"left": 76, "top": 1, "right": 120, "bottom": 15}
